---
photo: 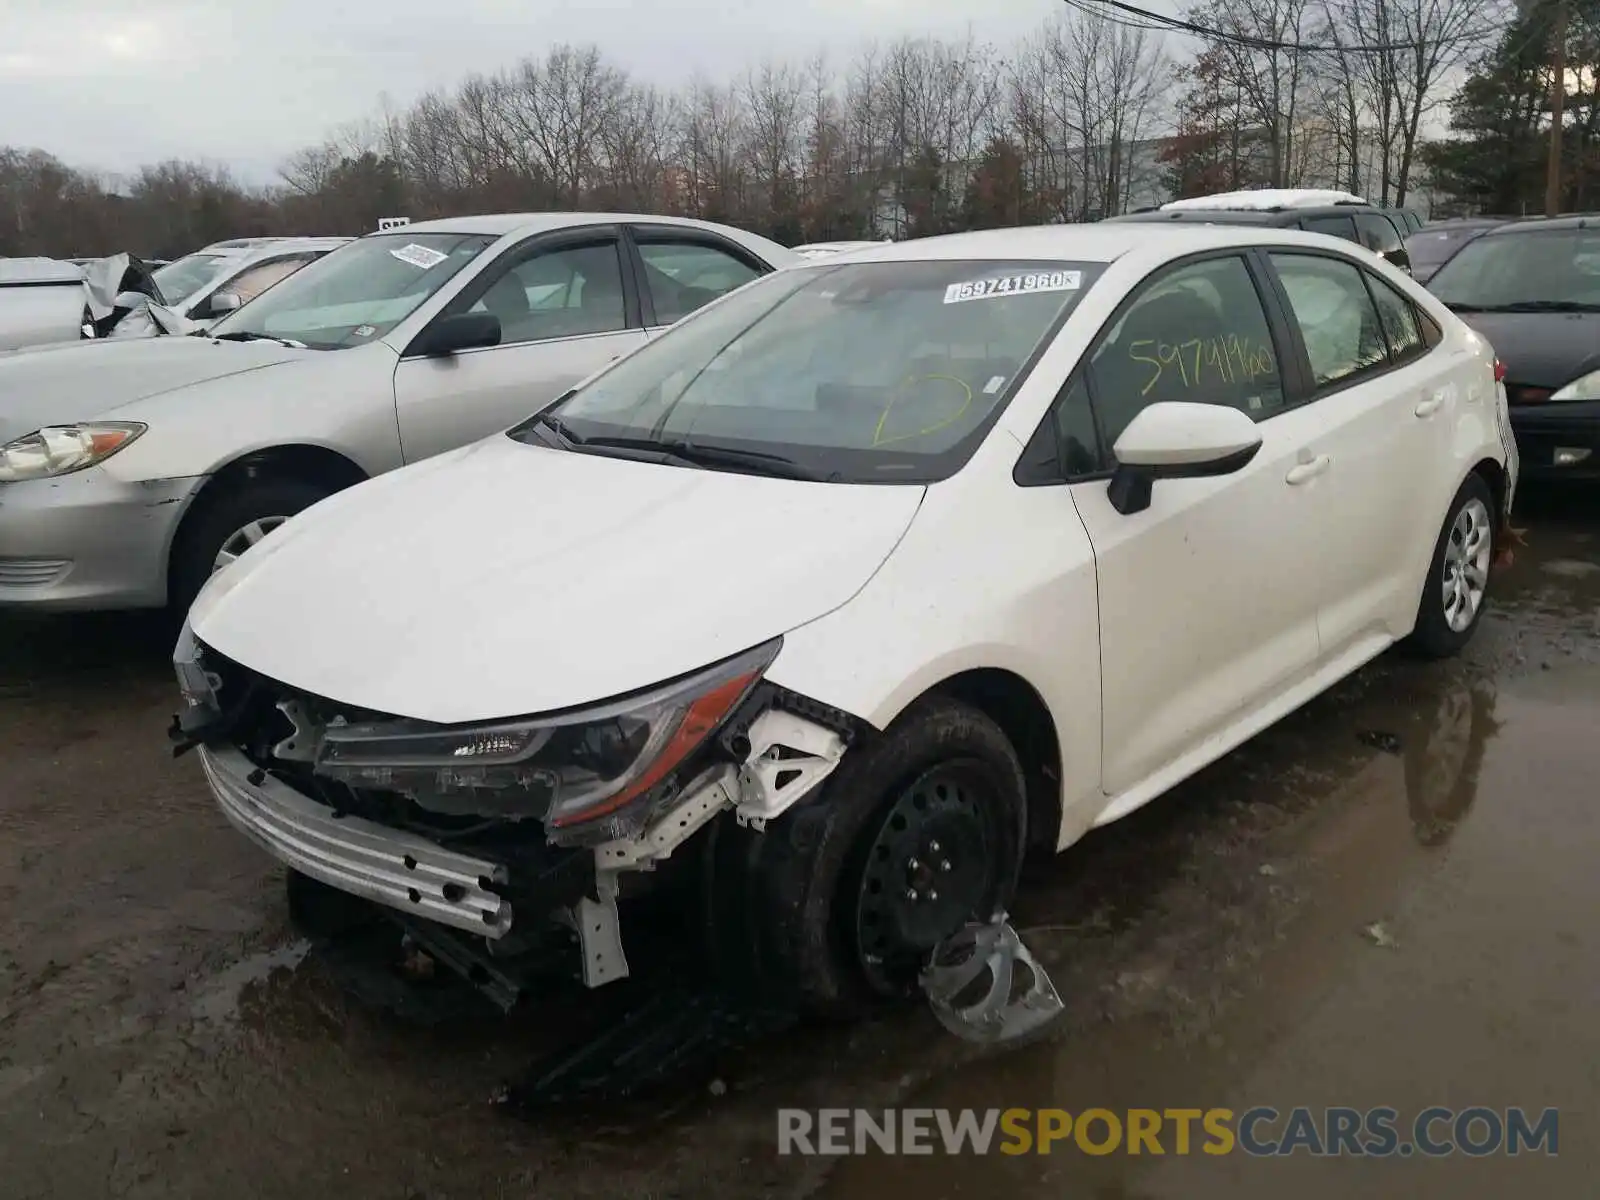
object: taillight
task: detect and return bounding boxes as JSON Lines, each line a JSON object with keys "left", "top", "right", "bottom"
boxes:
{"left": 1493, "top": 359, "right": 1507, "bottom": 383}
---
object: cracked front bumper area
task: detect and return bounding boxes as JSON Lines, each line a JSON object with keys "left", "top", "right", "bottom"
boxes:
{"left": 200, "top": 744, "right": 513, "bottom": 937}
{"left": 177, "top": 629, "right": 856, "bottom": 1003}
{"left": 0, "top": 469, "right": 200, "bottom": 610}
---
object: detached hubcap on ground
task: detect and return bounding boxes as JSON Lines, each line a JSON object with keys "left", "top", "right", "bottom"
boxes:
{"left": 214, "top": 516, "right": 290, "bottom": 573}
{"left": 1442, "top": 497, "right": 1491, "bottom": 633}
{"left": 854, "top": 763, "right": 997, "bottom": 993}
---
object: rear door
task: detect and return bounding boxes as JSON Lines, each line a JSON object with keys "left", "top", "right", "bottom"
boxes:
{"left": 1261, "top": 249, "right": 1447, "bottom": 656}
{"left": 625, "top": 224, "right": 771, "bottom": 337}
{"left": 392, "top": 227, "right": 646, "bottom": 462}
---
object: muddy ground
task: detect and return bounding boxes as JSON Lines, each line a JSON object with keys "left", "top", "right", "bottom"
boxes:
{"left": 1, "top": 485, "right": 1596, "bottom": 1200}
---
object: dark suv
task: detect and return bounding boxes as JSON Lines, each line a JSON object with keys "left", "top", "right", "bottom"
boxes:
{"left": 1105, "top": 200, "right": 1415, "bottom": 273}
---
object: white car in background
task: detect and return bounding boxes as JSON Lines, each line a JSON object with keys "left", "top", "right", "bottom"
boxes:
{"left": 174, "top": 223, "right": 1516, "bottom": 1021}
{"left": 791, "top": 240, "right": 892, "bottom": 259}
{"left": 0, "top": 213, "right": 795, "bottom": 612}
{"left": 146, "top": 237, "right": 352, "bottom": 329}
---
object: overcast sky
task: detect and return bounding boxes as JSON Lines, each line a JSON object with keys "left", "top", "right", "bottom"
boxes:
{"left": 1, "top": 0, "right": 1090, "bottom": 187}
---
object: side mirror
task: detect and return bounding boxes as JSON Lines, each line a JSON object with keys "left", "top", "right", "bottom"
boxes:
{"left": 1107, "top": 401, "right": 1263, "bottom": 516}
{"left": 409, "top": 311, "right": 502, "bottom": 357}
{"left": 209, "top": 291, "right": 242, "bottom": 315}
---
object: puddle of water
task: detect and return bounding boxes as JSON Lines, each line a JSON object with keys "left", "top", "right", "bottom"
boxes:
{"left": 189, "top": 940, "right": 312, "bottom": 1024}
{"left": 817, "top": 667, "right": 1600, "bottom": 1199}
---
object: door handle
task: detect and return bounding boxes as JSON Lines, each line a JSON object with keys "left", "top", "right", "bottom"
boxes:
{"left": 1285, "top": 454, "right": 1331, "bottom": 485}
{"left": 1414, "top": 393, "right": 1444, "bottom": 417}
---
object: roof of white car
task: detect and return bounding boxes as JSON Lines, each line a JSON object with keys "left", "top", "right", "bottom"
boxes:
{"left": 1160, "top": 188, "right": 1369, "bottom": 212}
{"left": 390, "top": 212, "right": 772, "bottom": 239}
{"left": 203, "top": 236, "right": 352, "bottom": 260}
{"left": 0, "top": 257, "right": 83, "bottom": 285}
{"left": 794, "top": 222, "right": 1351, "bottom": 266}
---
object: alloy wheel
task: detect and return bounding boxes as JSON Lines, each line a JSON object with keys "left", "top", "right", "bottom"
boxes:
{"left": 213, "top": 515, "right": 289, "bottom": 573}
{"left": 1441, "top": 497, "right": 1492, "bottom": 633}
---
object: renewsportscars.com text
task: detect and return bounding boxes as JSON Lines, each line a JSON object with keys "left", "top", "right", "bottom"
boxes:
{"left": 776, "top": 1106, "right": 1559, "bottom": 1158}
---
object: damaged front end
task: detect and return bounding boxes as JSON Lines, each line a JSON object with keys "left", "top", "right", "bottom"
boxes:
{"left": 171, "top": 625, "right": 852, "bottom": 1007}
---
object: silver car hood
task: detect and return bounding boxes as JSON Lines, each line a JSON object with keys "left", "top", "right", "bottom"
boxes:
{"left": 0, "top": 336, "right": 305, "bottom": 443}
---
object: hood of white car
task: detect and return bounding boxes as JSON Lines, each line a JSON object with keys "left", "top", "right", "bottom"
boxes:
{"left": 0, "top": 336, "right": 306, "bottom": 443}
{"left": 190, "top": 435, "right": 925, "bottom": 724}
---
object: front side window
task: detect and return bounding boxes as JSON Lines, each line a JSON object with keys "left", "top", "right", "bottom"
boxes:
{"left": 1426, "top": 228, "right": 1600, "bottom": 311}
{"left": 520, "top": 258, "right": 1104, "bottom": 484}
{"left": 153, "top": 253, "right": 228, "bottom": 305}
{"left": 1086, "top": 255, "right": 1285, "bottom": 449}
{"left": 209, "top": 255, "right": 315, "bottom": 311}
{"left": 459, "top": 241, "right": 627, "bottom": 345}
{"left": 207, "top": 232, "right": 495, "bottom": 349}
{"left": 638, "top": 240, "right": 763, "bottom": 323}
{"left": 1269, "top": 253, "right": 1390, "bottom": 387}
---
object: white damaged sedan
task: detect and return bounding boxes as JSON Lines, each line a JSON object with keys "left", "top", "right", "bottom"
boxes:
{"left": 174, "top": 223, "right": 1516, "bottom": 1017}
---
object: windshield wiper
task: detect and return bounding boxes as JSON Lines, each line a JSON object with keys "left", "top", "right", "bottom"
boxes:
{"left": 211, "top": 331, "right": 308, "bottom": 348}
{"left": 522, "top": 412, "right": 829, "bottom": 481}
{"left": 564, "top": 431, "right": 826, "bottom": 481}
{"left": 658, "top": 440, "right": 830, "bottom": 482}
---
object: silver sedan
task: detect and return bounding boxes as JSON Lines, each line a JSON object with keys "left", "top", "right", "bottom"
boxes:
{"left": 0, "top": 213, "right": 796, "bottom": 612}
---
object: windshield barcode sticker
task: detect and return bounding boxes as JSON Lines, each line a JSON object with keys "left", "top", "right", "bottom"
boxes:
{"left": 390, "top": 243, "right": 449, "bottom": 269}
{"left": 944, "top": 271, "right": 1081, "bottom": 305}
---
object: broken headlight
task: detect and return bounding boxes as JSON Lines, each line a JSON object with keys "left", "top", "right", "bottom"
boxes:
{"left": 311, "top": 639, "right": 779, "bottom": 834}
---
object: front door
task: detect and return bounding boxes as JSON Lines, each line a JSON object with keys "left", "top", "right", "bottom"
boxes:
{"left": 393, "top": 230, "right": 647, "bottom": 462}
{"left": 1068, "top": 252, "right": 1326, "bottom": 796}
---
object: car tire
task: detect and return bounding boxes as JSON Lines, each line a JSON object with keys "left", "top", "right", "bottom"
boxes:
{"left": 704, "top": 696, "right": 1028, "bottom": 1020}
{"left": 169, "top": 478, "right": 332, "bottom": 617}
{"left": 1405, "top": 472, "right": 1497, "bottom": 660}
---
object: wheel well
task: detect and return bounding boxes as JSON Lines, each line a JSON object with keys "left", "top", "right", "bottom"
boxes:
{"left": 1470, "top": 457, "right": 1507, "bottom": 526}
{"left": 926, "top": 668, "right": 1063, "bottom": 857}
{"left": 167, "top": 444, "right": 368, "bottom": 588}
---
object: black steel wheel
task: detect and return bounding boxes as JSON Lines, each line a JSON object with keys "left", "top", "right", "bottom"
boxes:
{"left": 704, "top": 695, "right": 1029, "bottom": 1018}
{"left": 851, "top": 760, "right": 1007, "bottom": 995}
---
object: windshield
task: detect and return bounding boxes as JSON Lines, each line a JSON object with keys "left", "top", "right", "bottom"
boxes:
{"left": 1405, "top": 226, "right": 1494, "bottom": 269}
{"left": 1428, "top": 228, "right": 1600, "bottom": 309}
{"left": 206, "top": 231, "right": 495, "bottom": 349}
{"left": 515, "top": 258, "right": 1103, "bottom": 483}
{"left": 153, "top": 253, "right": 228, "bottom": 304}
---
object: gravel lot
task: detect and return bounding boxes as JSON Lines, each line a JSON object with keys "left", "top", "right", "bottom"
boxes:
{"left": 2, "top": 485, "right": 1596, "bottom": 1199}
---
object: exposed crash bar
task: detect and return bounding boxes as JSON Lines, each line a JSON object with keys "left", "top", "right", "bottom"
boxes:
{"left": 200, "top": 745, "right": 512, "bottom": 937}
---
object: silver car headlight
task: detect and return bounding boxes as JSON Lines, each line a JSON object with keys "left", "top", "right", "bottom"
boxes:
{"left": 311, "top": 639, "right": 780, "bottom": 840}
{"left": 1550, "top": 369, "right": 1600, "bottom": 402}
{"left": 0, "top": 422, "right": 146, "bottom": 482}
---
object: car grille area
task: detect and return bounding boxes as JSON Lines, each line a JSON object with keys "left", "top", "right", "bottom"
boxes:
{"left": 0, "top": 557, "right": 70, "bottom": 587}
{"left": 201, "top": 743, "right": 514, "bottom": 937}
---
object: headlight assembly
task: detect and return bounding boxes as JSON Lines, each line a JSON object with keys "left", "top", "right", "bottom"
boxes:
{"left": 0, "top": 422, "right": 146, "bottom": 482}
{"left": 311, "top": 638, "right": 781, "bottom": 839}
{"left": 1550, "top": 369, "right": 1600, "bottom": 402}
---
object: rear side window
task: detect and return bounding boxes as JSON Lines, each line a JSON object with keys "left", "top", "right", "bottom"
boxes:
{"left": 1355, "top": 214, "right": 1406, "bottom": 257}
{"left": 1364, "top": 271, "right": 1425, "bottom": 364}
{"left": 1087, "top": 255, "right": 1285, "bottom": 448}
{"left": 1268, "top": 253, "right": 1390, "bottom": 388}
{"left": 637, "top": 240, "right": 763, "bottom": 323}
{"left": 1302, "top": 215, "right": 1357, "bottom": 242}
